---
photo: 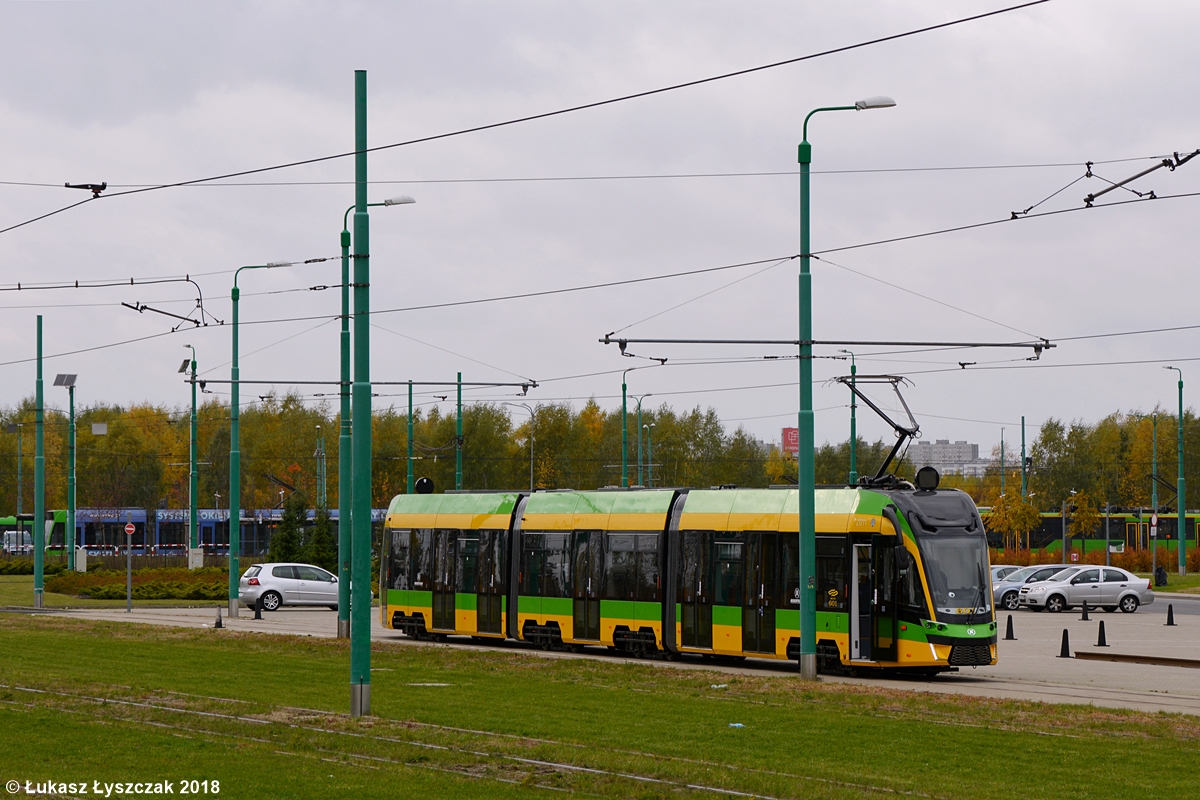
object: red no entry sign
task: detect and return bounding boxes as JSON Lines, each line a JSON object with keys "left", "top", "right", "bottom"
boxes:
{"left": 124, "top": 522, "right": 136, "bottom": 535}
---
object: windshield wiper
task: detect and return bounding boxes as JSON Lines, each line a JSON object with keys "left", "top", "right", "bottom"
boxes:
{"left": 966, "top": 562, "right": 986, "bottom": 626}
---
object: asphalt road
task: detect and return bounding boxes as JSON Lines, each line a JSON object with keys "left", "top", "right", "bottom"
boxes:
{"left": 23, "top": 592, "right": 1200, "bottom": 716}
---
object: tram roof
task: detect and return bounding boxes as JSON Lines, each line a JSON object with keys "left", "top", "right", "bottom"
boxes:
{"left": 385, "top": 492, "right": 521, "bottom": 531}
{"left": 522, "top": 489, "right": 676, "bottom": 532}
{"left": 679, "top": 487, "right": 891, "bottom": 533}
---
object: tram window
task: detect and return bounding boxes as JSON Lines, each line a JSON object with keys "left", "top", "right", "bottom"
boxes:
{"left": 457, "top": 537, "right": 478, "bottom": 594}
{"left": 897, "top": 544, "right": 927, "bottom": 612}
{"left": 679, "top": 531, "right": 709, "bottom": 603}
{"left": 520, "top": 533, "right": 544, "bottom": 595}
{"left": 389, "top": 530, "right": 411, "bottom": 590}
{"left": 637, "top": 533, "right": 660, "bottom": 602}
{"left": 412, "top": 529, "right": 434, "bottom": 591}
{"left": 780, "top": 533, "right": 799, "bottom": 606}
{"left": 712, "top": 542, "right": 743, "bottom": 606}
{"left": 543, "top": 533, "right": 569, "bottom": 598}
{"left": 605, "top": 534, "right": 637, "bottom": 600}
{"left": 816, "top": 536, "right": 846, "bottom": 611}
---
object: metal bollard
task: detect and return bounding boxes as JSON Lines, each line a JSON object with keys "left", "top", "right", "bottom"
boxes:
{"left": 253, "top": 596, "right": 263, "bottom": 620}
{"left": 1080, "top": 601, "right": 1090, "bottom": 621}
{"left": 1166, "top": 604, "right": 1176, "bottom": 627}
{"left": 1004, "top": 614, "right": 1017, "bottom": 641}
{"left": 214, "top": 606, "right": 223, "bottom": 629}
{"left": 1095, "top": 620, "right": 1109, "bottom": 647}
{"left": 1057, "top": 628, "right": 1071, "bottom": 658}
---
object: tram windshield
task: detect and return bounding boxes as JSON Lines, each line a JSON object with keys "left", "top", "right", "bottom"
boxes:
{"left": 915, "top": 533, "right": 990, "bottom": 621}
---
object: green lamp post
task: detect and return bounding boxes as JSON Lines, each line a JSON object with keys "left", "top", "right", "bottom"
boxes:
{"left": 34, "top": 315, "right": 44, "bottom": 608}
{"left": 798, "top": 96, "right": 895, "bottom": 680}
{"left": 53, "top": 374, "right": 78, "bottom": 570}
{"left": 230, "top": 262, "right": 290, "bottom": 615}
{"left": 838, "top": 349, "right": 857, "bottom": 485}
{"left": 180, "top": 346, "right": 199, "bottom": 556}
{"left": 621, "top": 367, "right": 634, "bottom": 488}
{"left": 1165, "top": 366, "right": 1187, "bottom": 574}
{"left": 634, "top": 393, "right": 652, "bottom": 486}
{"left": 337, "top": 195, "right": 414, "bottom": 639}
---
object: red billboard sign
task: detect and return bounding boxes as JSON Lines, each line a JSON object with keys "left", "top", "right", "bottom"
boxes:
{"left": 781, "top": 427, "right": 799, "bottom": 455}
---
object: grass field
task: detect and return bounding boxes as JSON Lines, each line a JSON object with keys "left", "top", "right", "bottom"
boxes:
{"left": 1, "top": 617, "right": 1198, "bottom": 799}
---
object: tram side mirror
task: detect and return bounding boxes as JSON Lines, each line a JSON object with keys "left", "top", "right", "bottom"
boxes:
{"left": 881, "top": 507, "right": 902, "bottom": 541}
{"left": 914, "top": 466, "right": 940, "bottom": 492}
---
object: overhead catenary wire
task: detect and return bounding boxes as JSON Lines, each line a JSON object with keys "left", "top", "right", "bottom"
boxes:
{"left": 2, "top": 154, "right": 1172, "bottom": 190}
{"left": 0, "top": 1, "right": 1050, "bottom": 236}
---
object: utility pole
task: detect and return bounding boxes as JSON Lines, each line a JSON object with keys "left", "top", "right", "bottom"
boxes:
{"left": 1020, "top": 416, "right": 1027, "bottom": 498}
{"left": 1000, "top": 428, "right": 1006, "bottom": 496}
{"left": 349, "top": 68, "right": 373, "bottom": 718}
{"left": 456, "top": 372, "right": 463, "bottom": 491}
{"left": 407, "top": 380, "right": 414, "bottom": 494}
{"left": 34, "top": 316, "right": 45, "bottom": 609}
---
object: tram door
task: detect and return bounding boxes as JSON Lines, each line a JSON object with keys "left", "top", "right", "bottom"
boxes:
{"left": 851, "top": 544, "right": 872, "bottom": 660}
{"left": 572, "top": 531, "right": 603, "bottom": 640}
{"left": 680, "top": 531, "right": 713, "bottom": 648}
{"left": 432, "top": 530, "right": 457, "bottom": 631}
{"left": 742, "top": 532, "right": 777, "bottom": 653}
{"left": 871, "top": 534, "right": 898, "bottom": 663}
{"left": 1126, "top": 522, "right": 1147, "bottom": 551}
{"left": 476, "top": 530, "right": 506, "bottom": 634}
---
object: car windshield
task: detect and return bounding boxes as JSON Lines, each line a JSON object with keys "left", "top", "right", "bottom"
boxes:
{"left": 1001, "top": 566, "right": 1040, "bottom": 584}
{"left": 916, "top": 533, "right": 990, "bottom": 620}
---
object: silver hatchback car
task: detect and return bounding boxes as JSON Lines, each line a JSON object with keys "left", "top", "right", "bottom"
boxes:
{"left": 1019, "top": 565, "right": 1153, "bottom": 613}
{"left": 239, "top": 562, "right": 340, "bottom": 611}
{"left": 992, "top": 564, "right": 1070, "bottom": 612}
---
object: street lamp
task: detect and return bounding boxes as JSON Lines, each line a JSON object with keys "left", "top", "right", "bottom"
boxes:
{"left": 621, "top": 368, "right": 634, "bottom": 487}
{"left": 229, "top": 261, "right": 290, "bottom": 616}
{"left": 633, "top": 394, "right": 653, "bottom": 486}
{"left": 505, "top": 402, "right": 536, "bottom": 492}
{"left": 797, "top": 95, "right": 895, "bottom": 681}
{"left": 644, "top": 422, "right": 656, "bottom": 488}
{"left": 838, "top": 349, "right": 857, "bottom": 485}
{"left": 1165, "top": 366, "right": 1187, "bottom": 574}
{"left": 337, "top": 195, "right": 414, "bottom": 640}
{"left": 179, "top": 346, "right": 200, "bottom": 562}
{"left": 53, "top": 374, "right": 77, "bottom": 570}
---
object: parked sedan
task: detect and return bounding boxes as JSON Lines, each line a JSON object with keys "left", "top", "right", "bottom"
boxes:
{"left": 239, "top": 562, "right": 340, "bottom": 611}
{"left": 991, "top": 564, "right": 1020, "bottom": 583}
{"left": 992, "top": 564, "right": 1070, "bottom": 612}
{"left": 1019, "top": 566, "right": 1153, "bottom": 613}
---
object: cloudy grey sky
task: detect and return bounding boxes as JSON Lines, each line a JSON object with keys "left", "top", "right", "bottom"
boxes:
{"left": 1, "top": 0, "right": 1197, "bottom": 456}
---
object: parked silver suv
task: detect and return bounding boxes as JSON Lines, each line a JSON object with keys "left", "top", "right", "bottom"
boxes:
{"left": 1019, "top": 566, "right": 1153, "bottom": 613}
{"left": 239, "top": 563, "right": 339, "bottom": 611}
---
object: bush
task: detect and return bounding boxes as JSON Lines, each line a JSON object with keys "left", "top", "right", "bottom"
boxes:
{"left": 45, "top": 566, "right": 229, "bottom": 597}
{"left": 0, "top": 559, "right": 69, "bottom": 576}
{"left": 84, "top": 580, "right": 227, "bottom": 601}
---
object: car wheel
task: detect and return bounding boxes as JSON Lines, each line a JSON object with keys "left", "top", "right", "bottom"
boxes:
{"left": 1119, "top": 595, "right": 1140, "bottom": 613}
{"left": 1046, "top": 595, "right": 1066, "bottom": 613}
{"left": 1103, "top": 606, "right": 1118, "bottom": 613}
{"left": 1003, "top": 591, "right": 1020, "bottom": 611}
{"left": 260, "top": 591, "right": 282, "bottom": 611}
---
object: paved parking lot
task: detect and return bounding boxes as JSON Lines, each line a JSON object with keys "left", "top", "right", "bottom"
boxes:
{"left": 31, "top": 593, "right": 1200, "bottom": 715}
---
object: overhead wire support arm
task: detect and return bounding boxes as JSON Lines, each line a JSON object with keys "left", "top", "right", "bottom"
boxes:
{"left": 600, "top": 334, "right": 1054, "bottom": 355}
{"left": 1084, "top": 150, "right": 1199, "bottom": 206}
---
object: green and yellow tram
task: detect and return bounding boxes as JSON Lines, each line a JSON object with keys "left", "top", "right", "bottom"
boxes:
{"left": 380, "top": 484, "right": 997, "bottom": 673}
